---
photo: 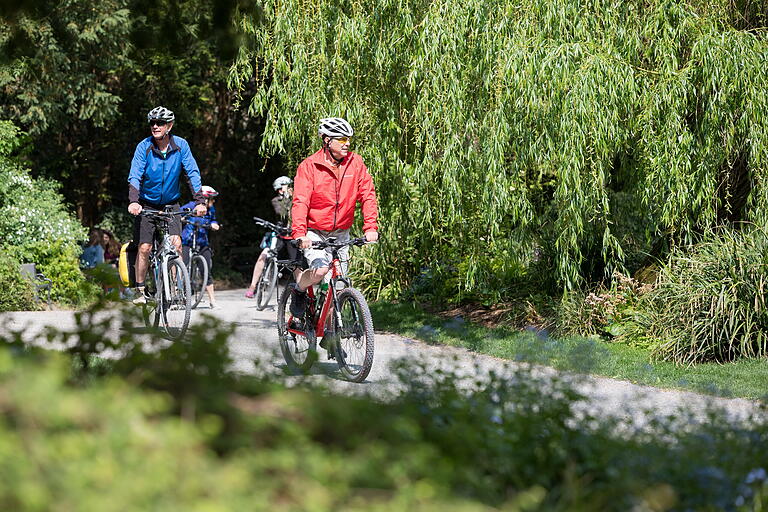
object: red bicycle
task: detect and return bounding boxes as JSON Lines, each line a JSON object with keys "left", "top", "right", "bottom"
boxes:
{"left": 276, "top": 237, "right": 375, "bottom": 382}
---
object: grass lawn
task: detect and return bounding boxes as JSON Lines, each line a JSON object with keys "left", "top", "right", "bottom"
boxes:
{"left": 370, "top": 301, "right": 768, "bottom": 401}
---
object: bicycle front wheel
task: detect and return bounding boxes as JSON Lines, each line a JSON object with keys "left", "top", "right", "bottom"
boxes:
{"left": 277, "top": 284, "right": 316, "bottom": 373}
{"left": 332, "top": 287, "right": 374, "bottom": 382}
{"left": 189, "top": 254, "right": 208, "bottom": 309}
{"left": 256, "top": 257, "right": 278, "bottom": 310}
{"left": 157, "top": 257, "right": 191, "bottom": 340}
{"left": 142, "top": 262, "right": 160, "bottom": 330}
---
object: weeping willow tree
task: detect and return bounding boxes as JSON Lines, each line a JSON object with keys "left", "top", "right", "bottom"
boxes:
{"left": 229, "top": 0, "right": 768, "bottom": 299}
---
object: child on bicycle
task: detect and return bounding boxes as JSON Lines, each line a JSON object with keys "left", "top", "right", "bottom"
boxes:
{"left": 182, "top": 185, "right": 220, "bottom": 308}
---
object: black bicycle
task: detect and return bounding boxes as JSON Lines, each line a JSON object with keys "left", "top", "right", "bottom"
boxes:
{"left": 139, "top": 208, "right": 192, "bottom": 340}
{"left": 253, "top": 216, "right": 290, "bottom": 310}
{"left": 181, "top": 214, "right": 210, "bottom": 309}
{"left": 277, "top": 237, "right": 375, "bottom": 382}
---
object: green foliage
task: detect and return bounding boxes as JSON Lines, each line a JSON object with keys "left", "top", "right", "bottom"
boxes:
{"left": 0, "top": 0, "right": 132, "bottom": 133}
{"left": 0, "top": 121, "right": 84, "bottom": 246}
{"left": 2, "top": 303, "right": 768, "bottom": 510}
{"left": 230, "top": 0, "right": 768, "bottom": 298}
{"left": 642, "top": 226, "right": 768, "bottom": 364}
{"left": 5, "top": 241, "right": 99, "bottom": 306}
{"left": 0, "top": 251, "right": 35, "bottom": 312}
{"left": 0, "top": 120, "right": 94, "bottom": 307}
{"left": 96, "top": 205, "right": 134, "bottom": 246}
{"left": 558, "top": 272, "right": 653, "bottom": 345}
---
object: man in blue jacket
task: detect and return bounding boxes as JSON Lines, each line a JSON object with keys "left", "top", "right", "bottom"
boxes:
{"left": 127, "top": 106, "right": 206, "bottom": 303}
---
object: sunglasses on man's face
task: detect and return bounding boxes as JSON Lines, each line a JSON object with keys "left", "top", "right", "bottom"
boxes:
{"left": 334, "top": 136, "right": 351, "bottom": 145}
{"left": 149, "top": 119, "right": 168, "bottom": 127}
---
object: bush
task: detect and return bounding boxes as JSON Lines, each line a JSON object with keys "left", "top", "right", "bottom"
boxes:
{"left": 0, "top": 121, "right": 92, "bottom": 307}
{"left": 5, "top": 241, "right": 100, "bottom": 306}
{"left": 0, "top": 252, "right": 36, "bottom": 312}
{"left": 3, "top": 302, "right": 767, "bottom": 511}
{"left": 643, "top": 227, "right": 768, "bottom": 363}
{"left": 557, "top": 272, "right": 653, "bottom": 344}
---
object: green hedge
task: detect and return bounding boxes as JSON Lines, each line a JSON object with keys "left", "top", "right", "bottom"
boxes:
{"left": 2, "top": 304, "right": 766, "bottom": 511}
{"left": 0, "top": 251, "right": 35, "bottom": 312}
{"left": 0, "top": 120, "right": 94, "bottom": 307}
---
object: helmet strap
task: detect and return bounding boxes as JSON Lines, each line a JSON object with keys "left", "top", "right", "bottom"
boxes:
{"left": 323, "top": 138, "right": 344, "bottom": 165}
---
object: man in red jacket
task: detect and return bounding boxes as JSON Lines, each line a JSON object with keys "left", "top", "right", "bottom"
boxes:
{"left": 290, "top": 117, "right": 379, "bottom": 316}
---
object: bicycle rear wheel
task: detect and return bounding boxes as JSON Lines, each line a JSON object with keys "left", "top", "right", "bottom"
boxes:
{"left": 277, "top": 284, "right": 316, "bottom": 373}
{"left": 256, "top": 257, "right": 278, "bottom": 310}
{"left": 332, "top": 287, "right": 374, "bottom": 382}
{"left": 157, "top": 257, "right": 191, "bottom": 340}
{"left": 189, "top": 254, "right": 208, "bottom": 309}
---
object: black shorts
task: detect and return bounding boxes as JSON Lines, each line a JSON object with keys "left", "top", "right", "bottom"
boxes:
{"left": 133, "top": 202, "right": 182, "bottom": 245}
{"left": 276, "top": 237, "right": 298, "bottom": 261}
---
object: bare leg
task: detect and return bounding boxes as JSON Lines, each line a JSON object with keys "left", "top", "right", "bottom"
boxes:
{"left": 296, "top": 266, "right": 329, "bottom": 291}
{"left": 247, "top": 250, "right": 270, "bottom": 290}
{"left": 135, "top": 243, "right": 152, "bottom": 284}
{"left": 206, "top": 284, "right": 216, "bottom": 306}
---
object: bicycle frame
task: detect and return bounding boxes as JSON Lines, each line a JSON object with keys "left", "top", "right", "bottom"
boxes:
{"left": 287, "top": 250, "right": 348, "bottom": 339}
{"left": 145, "top": 209, "right": 184, "bottom": 302}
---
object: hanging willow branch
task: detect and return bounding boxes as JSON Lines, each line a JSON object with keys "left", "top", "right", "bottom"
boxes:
{"left": 229, "top": 0, "right": 768, "bottom": 297}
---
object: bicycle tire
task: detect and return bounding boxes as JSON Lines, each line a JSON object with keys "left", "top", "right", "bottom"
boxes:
{"left": 142, "top": 263, "right": 160, "bottom": 330}
{"left": 332, "top": 287, "right": 374, "bottom": 382}
{"left": 189, "top": 254, "right": 208, "bottom": 309}
{"left": 276, "top": 284, "right": 317, "bottom": 373}
{"left": 157, "top": 257, "right": 191, "bottom": 340}
{"left": 256, "top": 257, "right": 278, "bottom": 310}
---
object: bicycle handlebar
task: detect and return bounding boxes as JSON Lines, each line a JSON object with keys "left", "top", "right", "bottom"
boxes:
{"left": 139, "top": 208, "right": 189, "bottom": 220}
{"left": 181, "top": 217, "right": 215, "bottom": 229}
{"left": 291, "top": 237, "right": 370, "bottom": 250}
{"left": 253, "top": 216, "right": 290, "bottom": 235}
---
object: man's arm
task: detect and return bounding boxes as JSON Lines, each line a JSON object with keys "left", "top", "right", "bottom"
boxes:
{"left": 128, "top": 142, "right": 147, "bottom": 205}
{"left": 357, "top": 163, "right": 378, "bottom": 234}
{"left": 291, "top": 162, "right": 313, "bottom": 239}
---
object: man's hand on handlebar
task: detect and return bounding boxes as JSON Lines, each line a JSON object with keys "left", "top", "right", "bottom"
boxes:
{"left": 128, "top": 202, "right": 142, "bottom": 216}
{"left": 364, "top": 231, "right": 379, "bottom": 243}
{"left": 297, "top": 236, "right": 312, "bottom": 249}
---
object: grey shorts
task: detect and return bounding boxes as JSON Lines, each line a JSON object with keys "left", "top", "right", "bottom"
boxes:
{"left": 303, "top": 229, "right": 350, "bottom": 274}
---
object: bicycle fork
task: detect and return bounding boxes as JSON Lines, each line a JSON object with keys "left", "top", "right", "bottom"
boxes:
{"left": 161, "top": 255, "right": 175, "bottom": 302}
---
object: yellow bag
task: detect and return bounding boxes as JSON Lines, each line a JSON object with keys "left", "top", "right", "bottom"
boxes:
{"left": 118, "top": 242, "right": 137, "bottom": 287}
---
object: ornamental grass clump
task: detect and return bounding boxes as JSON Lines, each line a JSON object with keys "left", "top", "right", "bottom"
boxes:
{"left": 645, "top": 227, "right": 768, "bottom": 364}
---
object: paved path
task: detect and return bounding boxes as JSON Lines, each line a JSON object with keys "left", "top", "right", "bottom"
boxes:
{"left": 1, "top": 288, "right": 763, "bottom": 428}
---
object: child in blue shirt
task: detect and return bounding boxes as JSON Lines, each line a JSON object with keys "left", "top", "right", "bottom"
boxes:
{"left": 181, "top": 186, "right": 220, "bottom": 308}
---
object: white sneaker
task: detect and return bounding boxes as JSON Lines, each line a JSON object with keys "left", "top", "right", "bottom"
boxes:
{"left": 132, "top": 288, "right": 147, "bottom": 305}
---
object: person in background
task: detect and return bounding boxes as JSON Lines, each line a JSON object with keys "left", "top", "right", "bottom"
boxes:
{"left": 100, "top": 228, "right": 125, "bottom": 296}
{"left": 80, "top": 227, "right": 105, "bottom": 270}
{"left": 182, "top": 185, "right": 220, "bottom": 308}
{"left": 101, "top": 229, "right": 121, "bottom": 266}
{"left": 245, "top": 176, "right": 294, "bottom": 298}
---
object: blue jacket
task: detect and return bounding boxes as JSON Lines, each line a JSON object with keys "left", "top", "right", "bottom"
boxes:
{"left": 80, "top": 244, "right": 104, "bottom": 269}
{"left": 128, "top": 135, "right": 203, "bottom": 205}
{"left": 181, "top": 201, "right": 217, "bottom": 247}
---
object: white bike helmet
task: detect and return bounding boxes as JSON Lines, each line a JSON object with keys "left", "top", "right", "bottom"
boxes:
{"left": 147, "top": 106, "right": 175, "bottom": 123}
{"left": 318, "top": 117, "right": 353, "bottom": 139}
{"left": 201, "top": 185, "right": 219, "bottom": 198}
{"left": 273, "top": 176, "right": 292, "bottom": 191}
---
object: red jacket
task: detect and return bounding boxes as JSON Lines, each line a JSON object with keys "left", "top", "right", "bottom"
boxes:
{"left": 291, "top": 149, "right": 378, "bottom": 238}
